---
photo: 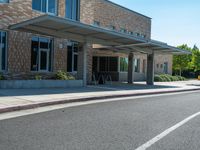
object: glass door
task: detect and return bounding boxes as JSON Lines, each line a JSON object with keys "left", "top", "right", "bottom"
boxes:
{"left": 39, "top": 48, "right": 49, "bottom": 72}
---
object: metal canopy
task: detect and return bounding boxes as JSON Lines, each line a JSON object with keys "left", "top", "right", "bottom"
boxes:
{"left": 94, "top": 40, "right": 191, "bottom": 54}
{"left": 9, "top": 15, "right": 190, "bottom": 54}
{"left": 9, "top": 15, "right": 146, "bottom": 46}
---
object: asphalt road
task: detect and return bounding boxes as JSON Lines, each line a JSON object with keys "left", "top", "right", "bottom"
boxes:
{"left": 1, "top": 91, "right": 200, "bottom": 150}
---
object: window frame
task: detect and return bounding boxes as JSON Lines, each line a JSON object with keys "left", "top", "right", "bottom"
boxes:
{"left": 65, "top": 0, "right": 80, "bottom": 21}
{"left": 31, "top": 36, "right": 53, "bottom": 72}
{"left": 0, "top": 30, "right": 7, "bottom": 72}
{"left": 32, "top": 0, "right": 58, "bottom": 16}
{"left": 67, "top": 41, "right": 79, "bottom": 73}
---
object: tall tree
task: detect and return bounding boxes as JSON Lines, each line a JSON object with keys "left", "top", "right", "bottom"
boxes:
{"left": 191, "top": 45, "right": 200, "bottom": 71}
{"left": 173, "top": 44, "right": 192, "bottom": 75}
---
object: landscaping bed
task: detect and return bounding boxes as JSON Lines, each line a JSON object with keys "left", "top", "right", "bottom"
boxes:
{"left": 154, "top": 74, "right": 186, "bottom": 82}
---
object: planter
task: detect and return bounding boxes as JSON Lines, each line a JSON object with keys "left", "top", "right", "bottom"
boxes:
{"left": 0, "top": 80, "right": 83, "bottom": 89}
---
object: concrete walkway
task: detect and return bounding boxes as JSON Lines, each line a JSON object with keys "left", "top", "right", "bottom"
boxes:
{"left": 0, "top": 80, "right": 200, "bottom": 113}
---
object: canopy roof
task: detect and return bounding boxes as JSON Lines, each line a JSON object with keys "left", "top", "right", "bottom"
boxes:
{"left": 9, "top": 15, "right": 190, "bottom": 54}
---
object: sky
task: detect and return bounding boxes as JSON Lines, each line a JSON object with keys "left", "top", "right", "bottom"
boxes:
{"left": 110, "top": 0, "right": 200, "bottom": 48}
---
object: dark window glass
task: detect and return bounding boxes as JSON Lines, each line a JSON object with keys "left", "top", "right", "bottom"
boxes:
{"left": 32, "top": 0, "right": 56, "bottom": 14}
{"left": 42, "top": 0, "right": 46, "bottom": 12}
{"left": 0, "top": 31, "right": 7, "bottom": 71}
{"left": 31, "top": 37, "right": 39, "bottom": 71}
{"left": 40, "top": 50, "right": 48, "bottom": 70}
{"left": 40, "top": 38, "right": 49, "bottom": 49}
{"left": 31, "top": 37, "right": 52, "bottom": 71}
{"left": 48, "top": 0, "right": 56, "bottom": 14}
{"left": 109, "top": 57, "right": 118, "bottom": 72}
{"left": 0, "top": 0, "right": 9, "bottom": 3}
{"left": 67, "top": 46, "right": 72, "bottom": 72}
{"left": 66, "top": 0, "right": 79, "bottom": 20}
{"left": 1, "top": 32, "right": 6, "bottom": 70}
{"left": 99, "top": 57, "right": 107, "bottom": 72}
{"left": 74, "top": 54, "right": 78, "bottom": 72}
{"left": 32, "top": 0, "right": 42, "bottom": 11}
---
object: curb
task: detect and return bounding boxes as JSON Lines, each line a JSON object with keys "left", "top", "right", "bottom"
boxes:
{"left": 0, "top": 88, "right": 200, "bottom": 114}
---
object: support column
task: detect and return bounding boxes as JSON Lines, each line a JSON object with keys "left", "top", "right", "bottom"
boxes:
{"left": 83, "top": 43, "right": 87, "bottom": 86}
{"left": 77, "top": 43, "right": 87, "bottom": 86}
{"left": 128, "top": 53, "right": 134, "bottom": 84}
{"left": 146, "top": 52, "right": 155, "bottom": 85}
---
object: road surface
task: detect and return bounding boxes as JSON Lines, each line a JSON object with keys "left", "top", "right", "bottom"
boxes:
{"left": 0, "top": 91, "right": 200, "bottom": 150}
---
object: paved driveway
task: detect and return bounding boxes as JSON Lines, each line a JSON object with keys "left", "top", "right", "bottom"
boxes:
{"left": 0, "top": 91, "right": 200, "bottom": 150}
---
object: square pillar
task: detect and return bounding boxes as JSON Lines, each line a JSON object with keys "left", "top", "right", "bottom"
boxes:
{"left": 77, "top": 43, "right": 87, "bottom": 86}
{"left": 128, "top": 53, "right": 134, "bottom": 84}
{"left": 146, "top": 52, "right": 155, "bottom": 85}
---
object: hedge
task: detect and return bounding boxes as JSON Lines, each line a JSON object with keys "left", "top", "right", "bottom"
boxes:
{"left": 154, "top": 74, "right": 186, "bottom": 82}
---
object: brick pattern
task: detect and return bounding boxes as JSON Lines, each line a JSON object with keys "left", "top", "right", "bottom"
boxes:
{"left": 7, "top": 31, "right": 32, "bottom": 73}
{"left": 0, "top": 0, "right": 172, "bottom": 81}
{"left": 80, "top": 0, "right": 151, "bottom": 39}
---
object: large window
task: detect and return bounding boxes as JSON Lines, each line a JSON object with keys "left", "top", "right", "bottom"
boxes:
{"left": 0, "top": 31, "right": 7, "bottom": 71}
{"left": 31, "top": 36, "right": 53, "bottom": 72}
{"left": 0, "top": 0, "right": 9, "bottom": 3}
{"left": 134, "top": 58, "right": 140, "bottom": 73}
{"left": 99, "top": 57, "right": 118, "bottom": 72}
{"left": 67, "top": 41, "right": 78, "bottom": 72}
{"left": 32, "top": 0, "right": 57, "bottom": 15}
{"left": 66, "top": 0, "right": 79, "bottom": 20}
{"left": 120, "top": 57, "right": 128, "bottom": 72}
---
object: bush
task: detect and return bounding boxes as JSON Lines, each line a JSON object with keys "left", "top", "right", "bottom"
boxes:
{"left": 55, "top": 70, "right": 75, "bottom": 80}
{"left": 0, "top": 74, "right": 5, "bottom": 80}
{"left": 154, "top": 74, "right": 186, "bottom": 82}
{"left": 35, "top": 75, "right": 42, "bottom": 80}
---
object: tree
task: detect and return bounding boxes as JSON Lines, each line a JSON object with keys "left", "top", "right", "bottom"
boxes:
{"left": 173, "top": 44, "right": 192, "bottom": 76}
{"left": 191, "top": 45, "right": 200, "bottom": 72}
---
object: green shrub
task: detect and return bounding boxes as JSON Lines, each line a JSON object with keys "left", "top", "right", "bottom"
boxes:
{"left": 154, "top": 74, "right": 186, "bottom": 82}
{"left": 35, "top": 75, "right": 42, "bottom": 80}
{"left": 154, "top": 75, "right": 164, "bottom": 82}
{"left": 55, "top": 70, "right": 75, "bottom": 80}
{"left": 0, "top": 74, "right": 5, "bottom": 80}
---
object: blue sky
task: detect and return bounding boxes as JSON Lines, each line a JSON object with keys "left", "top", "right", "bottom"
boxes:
{"left": 110, "top": 0, "right": 200, "bottom": 48}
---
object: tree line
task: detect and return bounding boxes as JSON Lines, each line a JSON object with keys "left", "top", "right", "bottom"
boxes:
{"left": 173, "top": 44, "right": 200, "bottom": 77}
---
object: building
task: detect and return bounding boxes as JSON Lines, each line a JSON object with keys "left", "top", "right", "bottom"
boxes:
{"left": 0, "top": 0, "right": 188, "bottom": 86}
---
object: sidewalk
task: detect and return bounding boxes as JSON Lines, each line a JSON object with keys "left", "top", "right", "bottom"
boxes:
{"left": 0, "top": 80, "right": 200, "bottom": 114}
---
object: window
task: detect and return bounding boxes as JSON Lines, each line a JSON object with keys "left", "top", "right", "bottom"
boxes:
{"left": 0, "top": 31, "right": 7, "bottom": 71}
{"left": 120, "top": 57, "right": 128, "bottom": 72}
{"left": 134, "top": 59, "right": 140, "bottom": 73}
{"left": 0, "top": 0, "right": 9, "bottom": 3}
{"left": 31, "top": 36, "right": 53, "bottom": 72}
{"left": 67, "top": 41, "right": 78, "bottom": 72}
{"left": 109, "top": 25, "right": 116, "bottom": 30}
{"left": 32, "top": 0, "right": 57, "bottom": 15}
{"left": 99, "top": 57, "right": 118, "bottom": 72}
{"left": 164, "top": 62, "right": 168, "bottom": 74}
{"left": 66, "top": 0, "right": 79, "bottom": 20}
{"left": 120, "top": 28, "right": 127, "bottom": 33}
{"left": 93, "top": 21, "right": 100, "bottom": 27}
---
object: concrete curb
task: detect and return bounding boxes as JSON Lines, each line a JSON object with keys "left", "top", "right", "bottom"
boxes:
{"left": 0, "top": 88, "right": 200, "bottom": 114}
